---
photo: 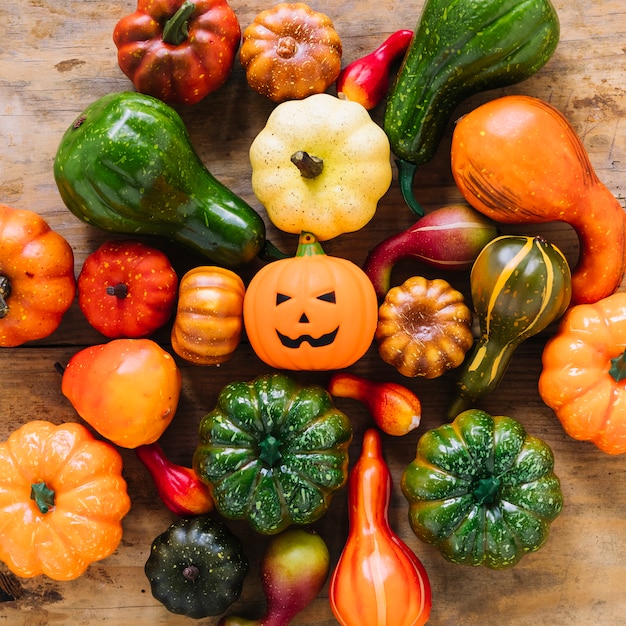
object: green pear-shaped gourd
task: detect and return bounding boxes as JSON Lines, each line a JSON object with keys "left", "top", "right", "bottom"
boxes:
{"left": 447, "top": 235, "right": 571, "bottom": 419}
{"left": 54, "top": 92, "right": 268, "bottom": 267}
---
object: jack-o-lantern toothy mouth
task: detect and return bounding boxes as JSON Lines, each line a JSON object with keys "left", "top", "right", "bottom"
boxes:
{"left": 276, "top": 327, "right": 339, "bottom": 348}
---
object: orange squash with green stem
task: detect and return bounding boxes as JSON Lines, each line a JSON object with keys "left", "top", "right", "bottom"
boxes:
{"left": 451, "top": 94, "right": 626, "bottom": 305}
{"left": 329, "top": 428, "right": 431, "bottom": 626}
{"left": 0, "top": 420, "right": 131, "bottom": 581}
{"left": 539, "top": 291, "right": 626, "bottom": 455}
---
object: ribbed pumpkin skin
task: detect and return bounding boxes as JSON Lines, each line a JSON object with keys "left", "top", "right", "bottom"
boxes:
{"left": 447, "top": 235, "right": 571, "bottom": 418}
{"left": 538, "top": 292, "right": 626, "bottom": 455}
{"left": 171, "top": 266, "right": 245, "bottom": 366}
{"left": 329, "top": 429, "right": 431, "bottom": 626}
{"left": 243, "top": 232, "right": 378, "bottom": 371}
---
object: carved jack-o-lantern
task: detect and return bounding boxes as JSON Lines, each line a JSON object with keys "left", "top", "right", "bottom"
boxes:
{"left": 243, "top": 232, "right": 378, "bottom": 370}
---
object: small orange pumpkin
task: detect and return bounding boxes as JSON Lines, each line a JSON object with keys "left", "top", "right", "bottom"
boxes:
{"left": 243, "top": 232, "right": 377, "bottom": 370}
{"left": 0, "top": 420, "right": 131, "bottom": 581}
{"left": 239, "top": 2, "right": 342, "bottom": 103}
{"left": 538, "top": 291, "right": 626, "bottom": 454}
{"left": 171, "top": 266, "right": 245, "bottom": 366}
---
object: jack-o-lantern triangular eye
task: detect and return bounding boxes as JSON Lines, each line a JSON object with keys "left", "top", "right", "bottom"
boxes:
{"left": 276, "top": 293, "right": 291, "bottom": 305}
{"left": 317, "top": 291, "right": 336, "bottom": 303}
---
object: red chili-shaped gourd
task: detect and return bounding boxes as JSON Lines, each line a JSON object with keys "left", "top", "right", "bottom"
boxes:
{"left": 363, "top": 203, "right": 498, "bottom": 299}
{"left": 336, "top": 29, "right": 413, "bottom": 110}
{"left": 328, "top": 372, "right": 422, "bottom": 436}
{"left": 135, "top": 442, "right": 214, "bottom": 515}
{"left": 78, "top": 240, "right": 178, "bottom": 338}
{"left": 329, "top": 428, "right": 431, "bottom": 626}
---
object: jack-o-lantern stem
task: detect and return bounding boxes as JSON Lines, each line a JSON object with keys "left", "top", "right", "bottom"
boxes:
{"left": 296, "top": 231, "right": 325, "bottom": 256}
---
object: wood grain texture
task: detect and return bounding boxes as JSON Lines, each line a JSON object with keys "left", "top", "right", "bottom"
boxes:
{"left": 1, "top": 0, "right": 625, "bottom": 624}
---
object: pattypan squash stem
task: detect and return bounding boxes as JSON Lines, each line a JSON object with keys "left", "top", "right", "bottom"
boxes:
{"left": 609, "top": 351, "right": 626, "bottom": 382}
{"left": 31, "top": 482, "right": 55, "bottom": 514}
{"left": 473, "top": 476, "right": 501, "bottom": 506}
{"left": 291, "top": 151, "right": 324, "bottom": 179}
{"left": 182, "top": 565, "right": 201, "bottom": 582}
{"left": 162, "top": 1, "right": 194, "bottom": 46}
{"left": 0, "top": 275, "right": 10, "bottom": 318}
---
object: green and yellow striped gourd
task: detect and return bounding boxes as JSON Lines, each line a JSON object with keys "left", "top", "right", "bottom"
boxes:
{"left": 447, "top": 235, "right": 571, "bottom": 419}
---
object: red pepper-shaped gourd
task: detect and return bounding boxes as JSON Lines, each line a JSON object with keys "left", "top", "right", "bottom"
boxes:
{"left": 113, "top": 0, "right": 241, "bottom": 106}
{"left": 336, "top": 30, "right": 413, "bottom": 110}
{"left": 329, "top": 428, "right": 431, "bottom": 626}
{"left": 78, "top": 240, "right": 178, "bottom": 338}
{"left": 135, "top": 442, "right": 213, "bottom": 515}
{"left": 328, "top": 372, "right": 422, "bottom": 437}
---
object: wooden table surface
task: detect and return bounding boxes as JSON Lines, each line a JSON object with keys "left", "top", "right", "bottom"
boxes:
{"left": 1, "top": 0, "right": 625, "bottom": 624}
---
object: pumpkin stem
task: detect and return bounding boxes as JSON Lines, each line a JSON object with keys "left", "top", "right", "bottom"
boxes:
{"left": 276, "top": 35, "right": 297, "bottom": 59}
{"left": 472, "top": 476, "right": 501, "bottom": 506}
{"left": 258, "top": 434, "right": 282, "bottom": 467}
{"left": 0, "top": 275, "right": 10, "bottom": 319}
{"left": 182, "top": 564, "right": 200, "bottom": 582}
{"left": 609, "top": 351, "right": 626, "bottom": 382}
{"left": 291, "top": 151, "right": 324, "bottom": 179}
{"left": 295, "top": 232, "right": 325, "bottom": 258}
{"left": 162, "top": 0, "right": 195, "bottom": 46}
{"left": 106, "top": 282, "right": 129, "bottom": 299}
{"left": 31, "top": 482, "right": 55, "bottom": 514}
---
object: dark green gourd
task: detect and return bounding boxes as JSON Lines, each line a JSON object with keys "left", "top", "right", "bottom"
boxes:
{"left": 54, "top": 91, "right": 268, "bottom": 267}
{"left": 383, "top": 0, "right": 560, "bottom": 215}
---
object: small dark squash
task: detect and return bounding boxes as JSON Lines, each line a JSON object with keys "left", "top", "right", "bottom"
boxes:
{"left": 144, "top": 515, "right": 248, "bottom": 619}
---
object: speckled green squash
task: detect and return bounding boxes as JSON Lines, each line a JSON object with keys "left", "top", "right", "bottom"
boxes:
{"left": 53, "top": 91, "right": 267, "bottom": 267}
{"left": 447, "top": 235, "right": 571, "bottom": 419}
{"left": 144, "top": 515, "right": 248, "bottom": 619}
{"left": 383, "top": 0, "right": 560, "bottom": 215}
{"left": 193, "top": 373, "right": 353, "bottom": 535}
{"left": 401, "top": 409, "right": 563, "bottom": 569}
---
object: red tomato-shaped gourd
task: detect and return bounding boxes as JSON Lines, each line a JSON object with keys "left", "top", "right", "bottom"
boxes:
{"left": 243, "top": 232, "right": 377, "bottom": 370}
{"left": 0, "top": 204, "right": 76, "bottom": 347}
{"left": 61, "top": 338, "right": 181, "bottom": 448}
{"left": 78, "top": 240, "right": 178, "bottom": 338}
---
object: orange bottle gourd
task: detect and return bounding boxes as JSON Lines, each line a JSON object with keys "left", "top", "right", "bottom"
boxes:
{"left": 451, "top": 94, "right": 626, "bottom": 305}
{"left": 329, "top": 428, "right": 431, "bottom": 626}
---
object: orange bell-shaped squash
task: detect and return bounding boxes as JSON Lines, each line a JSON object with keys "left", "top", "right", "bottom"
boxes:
{"left": 329, "top": 428, "right": 431, "bottom": 626}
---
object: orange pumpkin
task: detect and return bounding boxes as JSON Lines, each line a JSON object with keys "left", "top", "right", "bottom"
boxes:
{"left": 538, "top": 292, "right": 626, "bottom": 455}
{"left": 243, "top": 232, "right": 377, "bottom": 370}
{"left": 0, "top": 420, "right": 131, "bottom": 581}
{"left": 171, "top": 266, "right": 245, "bottom": 366}
{"left": 239, "top": 2, "right": 342, "bottom": 103}
{"left": 0, "top": 203, "right": 76, "bottom": 347}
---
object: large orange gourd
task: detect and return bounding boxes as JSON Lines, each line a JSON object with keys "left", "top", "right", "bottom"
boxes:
{"left": 329, "top": 428, "right": 431, "bottom": 626}
{"left": 451, "top": 94, "right": 626, "bottom": 305}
